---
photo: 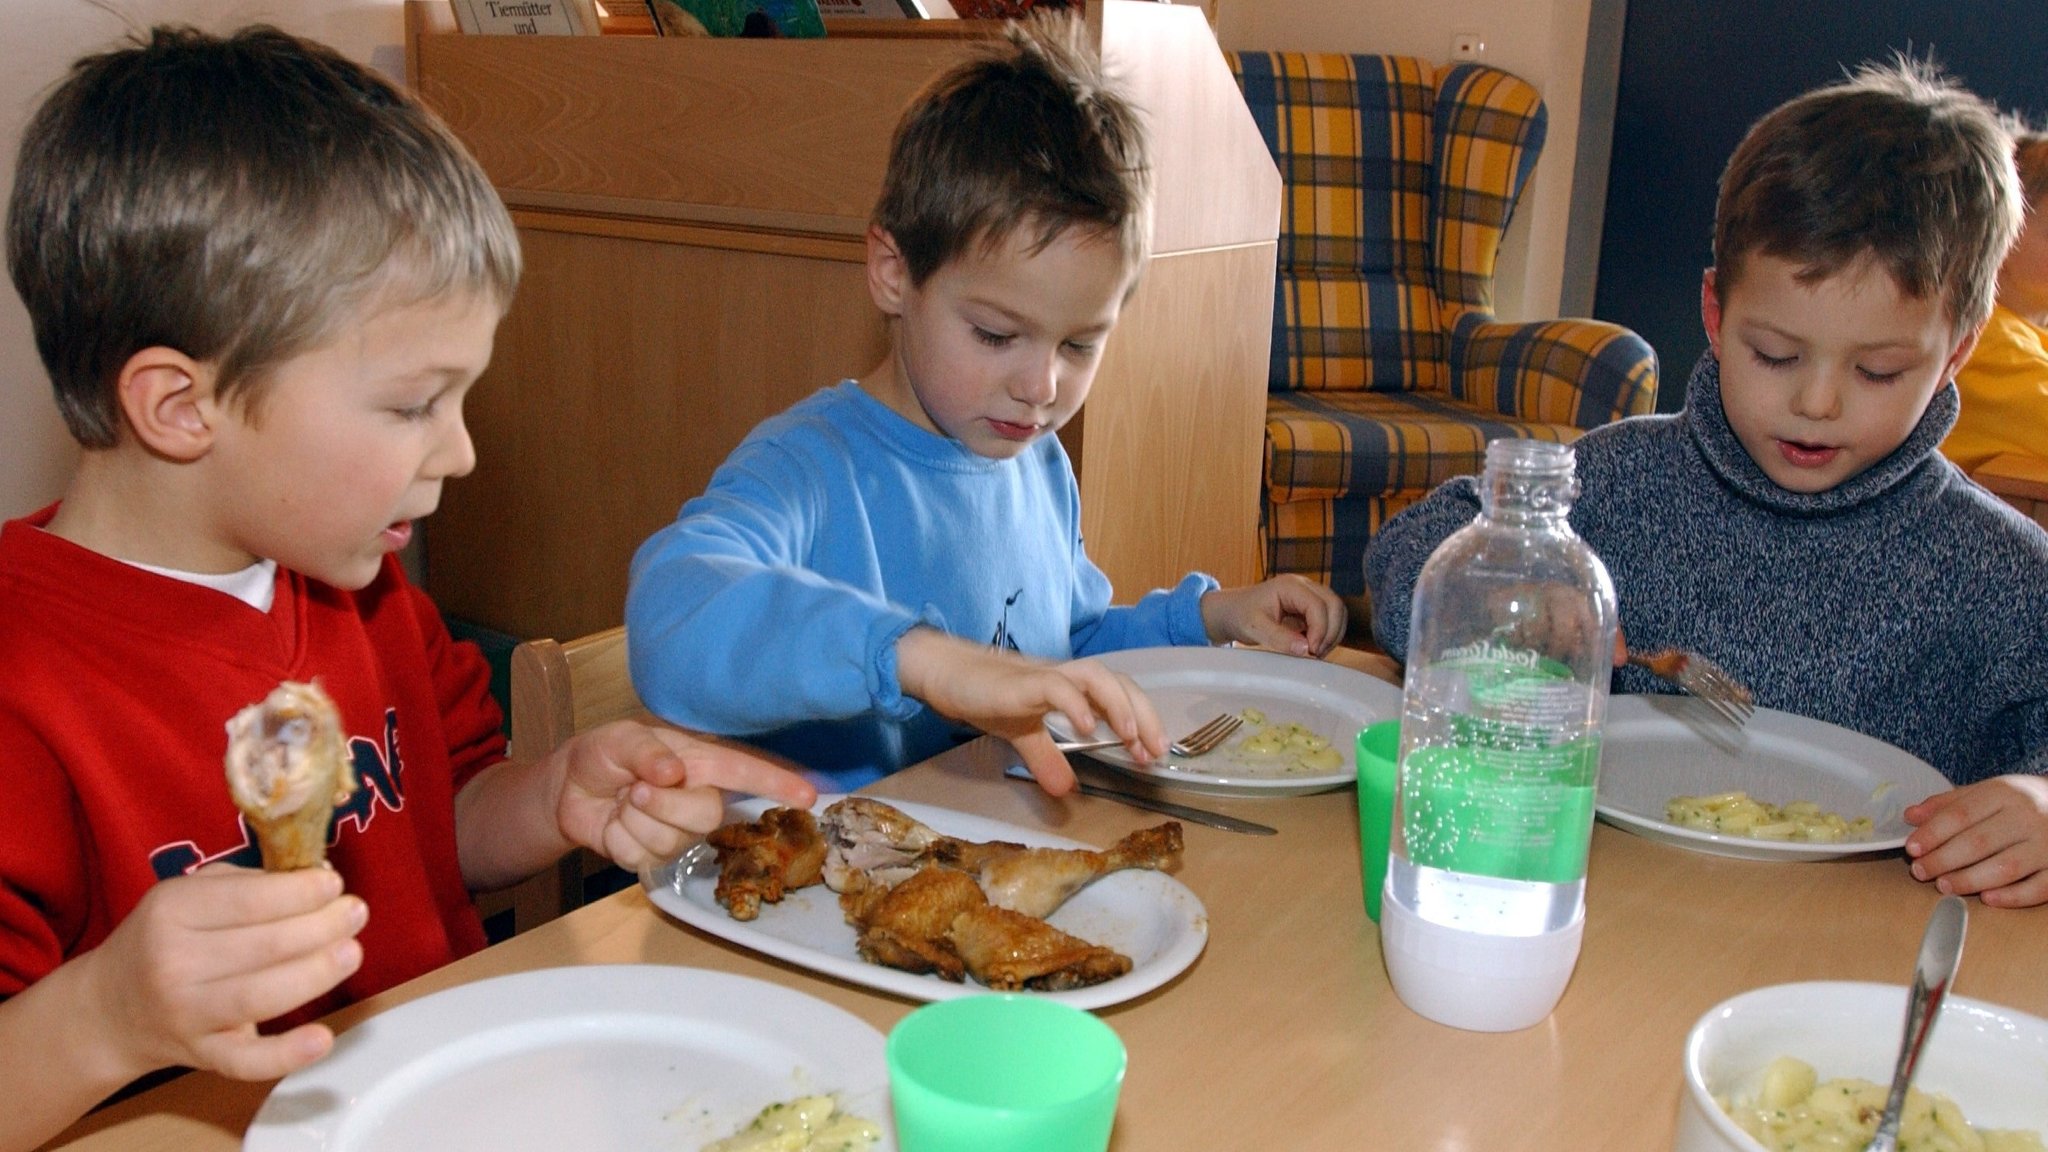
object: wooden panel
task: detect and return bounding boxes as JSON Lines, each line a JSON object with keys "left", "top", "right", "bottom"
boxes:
{"left": 1098, "top": 1, "right": 1282, "bottom": 255}
{"left": 427, "top": 225, "right": 887, "bottom": 638}
{"left": 1075, "top": 242, "right": 1276, "bottom": 594}
{"left": 409, "top": 5, "right": 1279, "bottom": 255}
{"left": 413, "top": 28, "right": 980, "bottom": 233}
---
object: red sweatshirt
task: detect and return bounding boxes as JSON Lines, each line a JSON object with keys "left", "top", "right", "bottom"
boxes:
{"left": 0, "top": 507, "right": 503, "bottom": 1022}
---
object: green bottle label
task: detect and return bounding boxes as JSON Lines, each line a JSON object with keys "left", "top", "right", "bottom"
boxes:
{"left": 1399, "top": 741, "right": 1599, "bottom": 883}
{"left": 1400, "top": 658, "right": 1602, "bottom": 884}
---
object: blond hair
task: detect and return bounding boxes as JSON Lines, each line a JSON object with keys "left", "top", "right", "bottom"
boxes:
{"left": 7, "top": 25, "right": 520, "bottom": 449}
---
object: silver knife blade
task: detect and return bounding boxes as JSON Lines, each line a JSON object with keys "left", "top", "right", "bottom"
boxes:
{"left": 1002, "top": 763, "right": 1278, "bottom": 836}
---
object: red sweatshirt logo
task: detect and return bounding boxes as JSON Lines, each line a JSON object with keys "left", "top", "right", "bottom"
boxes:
{"left": 148, "top": 709, "right": 407, "bottom": 879}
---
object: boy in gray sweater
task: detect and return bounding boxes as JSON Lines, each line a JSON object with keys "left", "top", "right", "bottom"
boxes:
{"left": 1364, "top": 62, "right": 2048, "bottom": 907}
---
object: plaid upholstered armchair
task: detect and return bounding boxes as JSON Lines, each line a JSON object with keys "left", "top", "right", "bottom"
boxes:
{"left": 1227, "top": 52, "right": 1659, "bottom": 596}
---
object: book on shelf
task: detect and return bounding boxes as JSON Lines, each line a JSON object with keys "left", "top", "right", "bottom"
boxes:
{"left": 645, "top": 0, "right": 828, "bottom": 35}
{"left": 449, "top": 0, "right": 601, "bottom": 34}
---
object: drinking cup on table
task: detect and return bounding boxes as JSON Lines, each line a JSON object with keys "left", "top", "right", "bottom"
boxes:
{"left": 1356, "top": 719, "right": 1402, "bottom": 922}
{"left": 887, "top": 994, "right": 1126, "bottom": 1152}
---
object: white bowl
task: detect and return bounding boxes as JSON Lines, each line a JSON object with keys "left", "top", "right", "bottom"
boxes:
{"left": 1675, "top": 981, "right": 2048, "bottom": 1152}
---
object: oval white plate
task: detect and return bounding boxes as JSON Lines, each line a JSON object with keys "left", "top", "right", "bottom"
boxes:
{"left": 244, "top": 964, "right": 892, "bottom": 1152}
{"left": 1046, "top": 646, "right": 1404, "bottom": 797}
{"left": 1594, "top": 695, "right": 1951, "bottom": 861}
{"left": 644, "top": 795, "right": 1208, "bottom": 1009}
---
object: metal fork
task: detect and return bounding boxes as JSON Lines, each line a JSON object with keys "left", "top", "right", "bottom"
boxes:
{"left": 1627, "top": 648, "right": 1755, "bottom": 727}
{"left": 1052, "top": 712, "right": 1244, "bottom": 758}
{"left": 1169, "top": 712, "right": 1244, "bottom": 757}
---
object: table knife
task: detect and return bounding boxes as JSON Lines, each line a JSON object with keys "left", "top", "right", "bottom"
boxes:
{"left": 1002, "top": 763, "right": 1278, "bottom": 836}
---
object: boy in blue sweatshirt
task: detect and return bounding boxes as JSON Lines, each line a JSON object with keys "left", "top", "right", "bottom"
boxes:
{"left": 627, "top": 16, "right": 1346, "bottom": 794}
{"left": 1365, "top": 62, "right": 2048, "bottom": 907}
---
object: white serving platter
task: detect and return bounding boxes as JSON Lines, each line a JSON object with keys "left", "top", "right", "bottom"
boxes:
{"left": 644, "top": 795, "right": 1208, "bottom": 1009}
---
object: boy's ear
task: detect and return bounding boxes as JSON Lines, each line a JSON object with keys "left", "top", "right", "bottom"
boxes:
{"left": 1700, "top": 268, "right": 1725, "bottom": 357}
{"left": 866, "top": 224, "right": 909, "bottom": 318}
{"left": 116, "top": 346, "right": 219, "bottom": 462}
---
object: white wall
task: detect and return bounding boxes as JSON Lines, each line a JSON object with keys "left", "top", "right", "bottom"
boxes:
{"left": 0, "top": 1, "right": 405, "bottom": 519}
{"left": 1213, "top": 0, "right": 1596, "bottom": 325}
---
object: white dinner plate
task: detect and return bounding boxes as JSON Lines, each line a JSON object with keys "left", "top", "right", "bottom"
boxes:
{"left": 644, "top": 795, "right": 1208, "bottom": 1009}
{"left": 243, "top": 964, "right": 892, "bottom": 1152}
{"left": 1594, "top": 694, "right": 1951, "bottom": 861}
{"left": 1045, "top": 646, "right": 1404, "bottom": 797}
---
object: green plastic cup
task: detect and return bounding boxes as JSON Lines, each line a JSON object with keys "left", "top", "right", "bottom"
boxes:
{"left": 1356, "top": 719, "right": 1402, "bottom": 922}
{"left": 887, "top": 994, "right": 1126, "bottom": 1152}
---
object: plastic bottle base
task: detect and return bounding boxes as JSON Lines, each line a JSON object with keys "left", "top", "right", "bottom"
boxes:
{"left": 1379, "top": 894, "right": 1584, "bottom": 1032}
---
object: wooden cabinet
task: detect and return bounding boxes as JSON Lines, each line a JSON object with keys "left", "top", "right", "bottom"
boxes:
{"left": 405, "top": 0, "right": 1279, "bottom": 640}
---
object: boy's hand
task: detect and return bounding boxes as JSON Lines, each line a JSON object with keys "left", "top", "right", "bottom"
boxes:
{"left": 897, "top": 628, "right": 1165, "bottom": 795}
{"left": 553, "top": 721, "right": 818, "bottom": 871}
{"left": 1200, "top": 575, "right": 1348, "bottom": 657}
{"left": 1903, "top": 774, "right": 2048, "bottom": 908}
{"left": 79, "top": 864, "right": 366, "bottom": 1082}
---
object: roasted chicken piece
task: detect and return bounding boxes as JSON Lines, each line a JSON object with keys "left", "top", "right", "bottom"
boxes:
{"left": 223, "top": 680, "right": 356, "bottom": 871}
{"left": 707, "top": 806, "right": 827, "bottom": 920}
{"left": 819, "top": 797, "right": 951, "bottom": 891}
{"left": 941, "top": 822, "right": 1184, "bottom": 919}
{"left": 946, "top": 905, "right": 1133, "bottom": 991}
{"left": 839, "top": 864, "right": 988, "bottom": 982}
{"left": 823, "top": 797, "right": 1177, "bottom": 917}
{"left": 818, "top": 797, "right": 1163, "bottom": 991}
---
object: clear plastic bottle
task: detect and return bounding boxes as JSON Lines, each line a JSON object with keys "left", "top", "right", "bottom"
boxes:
{"left": 1379, "top": 438, "right": 1616, "bottom": 1032}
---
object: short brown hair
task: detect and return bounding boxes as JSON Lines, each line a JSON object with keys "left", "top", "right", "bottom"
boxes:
{"left": 6, "top": 25, "right": 520, "bottom": 449}
{"left": 871, "top": 11, "right": 1152, "bottom": 286}
{"left": 1711, "top": 58, "right": 2021, "bottom": 333}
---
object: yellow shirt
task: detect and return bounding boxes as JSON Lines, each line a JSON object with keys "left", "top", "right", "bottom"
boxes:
{"left": 1942, "top": 302, "right": 2048, "bottom": 474}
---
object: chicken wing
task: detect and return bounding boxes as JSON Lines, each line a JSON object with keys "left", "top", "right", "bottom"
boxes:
{"left": 707, "top": 806, "right": 827, "bottom": 920}
{"left": 945, "top": 905, "right": 1132, "bottom": 991}
{"left": 841, "top": 864, "right": 986, "bottom": 982}
{"left": 954, "top": 821, "right": 1183, "bottom": 919}
{"left": 223, "top": 680, "right": 356, "bottom": 871}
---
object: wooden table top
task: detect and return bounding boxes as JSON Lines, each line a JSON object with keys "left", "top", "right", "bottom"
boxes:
{"left": 43, "top": 738, "right": 2048, "bottom": 1152}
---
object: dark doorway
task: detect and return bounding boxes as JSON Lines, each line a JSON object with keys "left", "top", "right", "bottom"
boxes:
{"left": 1593, "top": 3, "right": 2048, "bottom": 411}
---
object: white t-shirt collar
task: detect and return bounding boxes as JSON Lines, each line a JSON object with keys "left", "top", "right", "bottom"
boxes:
{"left": 122, "top": 556, "right": 279, "bottom": 612}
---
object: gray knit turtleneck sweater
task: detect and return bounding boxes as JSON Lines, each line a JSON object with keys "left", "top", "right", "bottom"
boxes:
{"left": 1365, "top": 352, "right": 2048, "bottom": 785}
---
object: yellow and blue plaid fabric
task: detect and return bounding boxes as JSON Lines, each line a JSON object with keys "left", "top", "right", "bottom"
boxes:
{"left": 1229, "top": 51, "right": 1660, "bottom": 594}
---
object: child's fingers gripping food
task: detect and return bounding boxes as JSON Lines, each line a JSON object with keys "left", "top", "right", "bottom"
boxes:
{"left": 87, "top": 865, "right": 364, "bottom": 1081}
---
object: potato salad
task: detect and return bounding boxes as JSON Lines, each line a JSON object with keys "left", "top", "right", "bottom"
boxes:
{"left": 1721, "top": 1057, "right": 2044, "bottom": 1152}
{"left": 1231, "top": 708, "right": 1344, "bottom": 774}
{"left": 700, "top": 1096, "right": 880, "bottom": 1152}
{"left": 1666, "top": 791, "right": 1873, "bottom": 842}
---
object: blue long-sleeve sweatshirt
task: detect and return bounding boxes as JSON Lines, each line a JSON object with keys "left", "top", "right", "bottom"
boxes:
{"left": 626, "top": 381, "right": 1216, "bottom": 789}
{"left": 1364, "top": 352, "right": 2048, "bottom": 785}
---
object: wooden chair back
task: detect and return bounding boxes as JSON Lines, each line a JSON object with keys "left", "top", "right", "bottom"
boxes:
{"left": 508, "top": 626, "right": 649, "bottom": 763}
{"left": 473, "top": 626, "right": 649, "bottom": 938}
